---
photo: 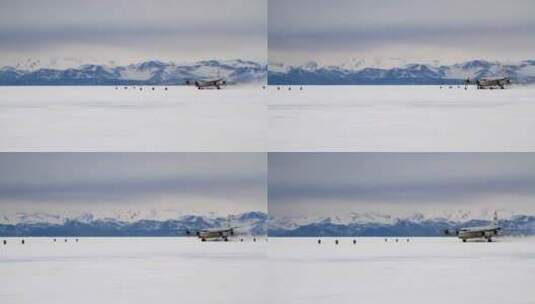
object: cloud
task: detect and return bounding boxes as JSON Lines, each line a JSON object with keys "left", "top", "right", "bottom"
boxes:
{"left": 268, "top": 153, "right": 535, "bottom": 217}
{"left": 268, "top": 0, "right": 535, "bottom": 66}
{"left": 0, "top": 153, "right": 266, "bottom": 215}
{"left": 0, "top": 0, "right": 266, "bottom": 65}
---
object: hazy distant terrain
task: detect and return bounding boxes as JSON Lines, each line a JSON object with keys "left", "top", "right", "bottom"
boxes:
{"left": 0, "top": 212, "right": 267, "bottom": 237}
{"left": 0, "top": 60, "right": 266, "bottom": 85}
{"left": 269, "top": 60, "right": 535, "bottom": 85}
{"left": 269, "top": 214, "right": 535, "bottom": 237}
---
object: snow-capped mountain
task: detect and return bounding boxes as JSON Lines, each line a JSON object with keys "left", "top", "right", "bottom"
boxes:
{"left": 0, "top": 211, "right": 267, "bottom": 237}
{"left": 0, "top": 59, "right": 266, "bottom": 85}
{"left": 269, "top": 211, "right": 535, "bottom": 236}
{"left": 268, "top": 60, "right": 535, "bottom": 85}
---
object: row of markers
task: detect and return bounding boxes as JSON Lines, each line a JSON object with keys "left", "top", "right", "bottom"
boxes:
{"left": 2, "top": 238, "right": 79, "bottom": 245}
{"left": 440, "top": 85, "right": 468, "bottom": 89}
{"left": 238, "top": 237, "right": 264, "bottom": 242}
{"left": 318, "top": 238, "right": 411, "bottom": 245}
{"left": 116, "top": 85, "right": 306, "bottom": 91}
{"left": 262, "top": 85, "right": 304, "bottom": 91}
{"left": 114, "top": 85, "right": 476, "bottom": 91}
{"left": 116, "top": 86, "right": 169, "bottom": 91}
{"left": 3, "top": 238, "right": 413, "bottom": 245}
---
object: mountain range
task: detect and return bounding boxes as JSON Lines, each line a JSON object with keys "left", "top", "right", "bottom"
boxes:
{"left": 0, "top": 59, "right": 266, "bottom": 85}
{"left": 269, "top": 212, "right": 535, "bottom": 237}
{"left": 268, "top": 60, "right": 535, "bottom": 85}
{"left": 3, "top": 210, "right": 534, "bottom": 237}
{"left": 0, "top": 211, "right": 267, "bottom": 237}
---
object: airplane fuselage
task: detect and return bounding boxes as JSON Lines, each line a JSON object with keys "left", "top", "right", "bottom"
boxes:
{"left": 194, "top": 79, "right": 226, "bottom": 90}
{"left": 476, "top": 78, "right": 510, "bottom": 89}
{"left": 197, "top": 228, "right": 234, "bottom": 241}
{"left": 458, "top": 226, "right": 500, "bottom": 242}
{"left": 465, "top": 78, "right": 511, "bottom": 89}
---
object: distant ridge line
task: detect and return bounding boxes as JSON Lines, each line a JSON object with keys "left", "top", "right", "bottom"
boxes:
{"left": 0, "top": 59, "right": 267, "bottom": 86}
{"left": 268, "top": 59, "right": 535, "bottom": 85}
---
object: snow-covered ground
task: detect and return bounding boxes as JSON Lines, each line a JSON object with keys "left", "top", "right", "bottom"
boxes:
{"left": 268, "top": 85, "right": 535, "bottom": 151}
{"left": 1, "top": 237, "right": 534, "bottom": 304}
{"left": 267, "top": 237, "right": 535, "bottom": 304}
{"left": 3, "top": 85, "right": 534, "bottom": 152}
{"left": 0, "top": 237, "right": 268, "bottom": 304}
{"left": 0, "top": 86, "right": 266, "bottom": 151}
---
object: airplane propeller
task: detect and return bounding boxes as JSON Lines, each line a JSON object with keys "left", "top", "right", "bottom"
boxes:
{"left": 184, "top": 229, "right": 200, "bottom": 237}
{"left": 443, "top": 229, "right": 459, "bottom": 236}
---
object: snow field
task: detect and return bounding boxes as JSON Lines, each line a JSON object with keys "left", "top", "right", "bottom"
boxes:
{"left": 1, "top": 237, "right": 534, "bottom": 304}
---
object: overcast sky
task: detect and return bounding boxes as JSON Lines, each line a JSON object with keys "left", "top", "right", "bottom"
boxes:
{"left": 269, "top": 0, "right": 535, "bottom": 67}
{"left": 0, "top": 0, "right": 266, "bottom": 68}
{"left": 0, "top": 153, "right": 266, "bottom": 219}
{"left": 269, "top": 153, "right": 535, "bottom": 219}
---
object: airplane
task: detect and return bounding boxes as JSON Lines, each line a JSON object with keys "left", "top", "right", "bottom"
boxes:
{"left": 464, "top": 77, "right": 511, "bottom": 90}
{"left": 185, "top": 78, "right": 227, "bottom": 90}
{"left": 186, "top": 227, "right": 237, "bottom": 242}
{"left": 444, "top": 212, "right": 501, "bottom": 242}
{"left": 184, "top": 215, "right": 242, "bottom": 241}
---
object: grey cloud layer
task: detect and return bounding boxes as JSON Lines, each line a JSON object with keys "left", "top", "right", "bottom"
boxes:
{"left": 2, "top": 0, "right": 533, "bottom": 65}
{"left": 0, "top": 153, "right": 266, "bottom": 213}
{"left": 0, "top": 0, "right": 266, "bottom": 63}
{"left": 268, "top": 153, "right": 535, "bottom": 217}
{"left": 2, "top": 153, "right": 535, "bottom": 217}
{"left": 269, "top": 0, "right": 535, "bottom": 64}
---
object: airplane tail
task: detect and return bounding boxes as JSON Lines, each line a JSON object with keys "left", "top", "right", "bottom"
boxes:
{"left": 227, "top": 215, "right": 235, "bottom": 236}
{"left": 493, "top": 211, "right": 499, "bottom": 226}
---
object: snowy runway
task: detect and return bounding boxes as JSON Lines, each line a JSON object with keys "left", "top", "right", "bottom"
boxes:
{"left": 2, "top": 86, "right": 534, "bottom": 152}
{"left": 268, "top": 237, "right": 535, "bottom": 304}
{"left": 268, "top": 86, "right": 535, "bottom": 151}
{"left": 0, "top": 237, "right": 268, "bottom": 304}
{"left": 0, "top": 86, "right": 267, "bottom": 151}
{"left": 1, "top": 237, "right": 534, "bottom": 304}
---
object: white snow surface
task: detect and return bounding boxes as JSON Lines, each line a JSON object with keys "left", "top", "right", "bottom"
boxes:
{"left": 0, "top": 86, "right": 266, "bottom": 151}
{"left": 268, "top": 85, "right": 535, "bottom": 151}
{"left": 2, "top": 85, "right": 534, "bottom": 152}
{"left": 267, "top": 237, "right": 535, "bottom": 304}
{"left": 1, "top": 237, "right": 534, "bottom": 304}
{"left": 0, "top": 237, "right": 268, "bottom": 304}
